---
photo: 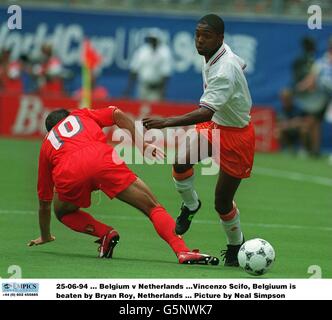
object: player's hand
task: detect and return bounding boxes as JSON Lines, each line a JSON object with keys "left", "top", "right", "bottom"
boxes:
{"left": 27, "top": 235, "right": 55, "bottom": 247}
{"left": 143, "top": 143, "right": 165, "bottom": 160}
{"left": 142, "top": 117, "right": 168, "bottom": 129}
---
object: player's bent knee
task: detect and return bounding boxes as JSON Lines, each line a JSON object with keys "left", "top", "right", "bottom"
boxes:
{"left": 54, "top": 208, "right": 66, "bottom": 221}
{"left": 54, "top": 204, "right": 79, "bottom": 221}
{"left": 173, "top": 164, "right": 193, "bottom": 175}
{"left": 173, "top": 163, "right": 193, "bottom": 174}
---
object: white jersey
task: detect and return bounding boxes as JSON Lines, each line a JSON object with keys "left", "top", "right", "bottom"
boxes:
{"left": 199, "top": 43, "right": 252, "bottom": 127}
{"left": 130, "top": 43, "right": 172, "bottom": 85}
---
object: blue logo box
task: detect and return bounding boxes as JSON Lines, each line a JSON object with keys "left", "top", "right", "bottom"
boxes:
{"left": 2, "top": 283, "right": 39, "bottom": 293}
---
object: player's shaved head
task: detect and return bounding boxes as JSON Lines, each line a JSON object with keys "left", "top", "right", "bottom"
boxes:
{"left": 198, "top": 14, "right": 225, "bottom": 35}
{"left": 45, "top": 109, "right": 70, "bottom": 132}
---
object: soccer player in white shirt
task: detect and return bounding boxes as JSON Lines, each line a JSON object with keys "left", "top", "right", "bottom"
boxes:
{"left": 143, "top": 14, "right": 255, "bottom": 266}
{"left": 124, "top": 30, "right": 172, "bottom": 101}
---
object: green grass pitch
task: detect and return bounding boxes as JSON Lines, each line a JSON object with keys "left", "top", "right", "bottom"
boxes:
{"left": 0, "top": 138, "right": 331, "bottom": 279}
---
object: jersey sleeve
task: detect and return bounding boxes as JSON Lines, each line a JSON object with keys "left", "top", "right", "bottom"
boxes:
{"left": 86, "top": 107, "right": 118, "bottom": 128}
{"left": 199, "top": 73, "right": 234, "bottom": 112}
{"left": 37, "top": 143, "right": 54, "bottom": 201}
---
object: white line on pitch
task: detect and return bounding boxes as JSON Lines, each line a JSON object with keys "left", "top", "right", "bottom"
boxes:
{"left": 1, "top": 209, "right": 331, "bottom": 232}
{"left": 254, "top": 166, "right": 332, "bottom": 187}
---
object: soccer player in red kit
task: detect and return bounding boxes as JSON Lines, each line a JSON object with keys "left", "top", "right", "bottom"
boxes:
{"left": 29, "top": 106, "right": 219, "bottom": 265}
{"left": 143, "top": 14, "right": 255, "bottom": 267}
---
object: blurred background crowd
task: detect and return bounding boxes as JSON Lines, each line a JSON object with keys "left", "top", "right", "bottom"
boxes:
{"left": 0, "top": 0, "right": 331, "bottom": 158}
{"left": 2, "top": 0, "right": 332, "bottom": 17}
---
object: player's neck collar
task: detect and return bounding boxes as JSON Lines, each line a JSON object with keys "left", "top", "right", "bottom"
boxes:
{"left": 208, "top": 43, "right": 226, "bottom": 67}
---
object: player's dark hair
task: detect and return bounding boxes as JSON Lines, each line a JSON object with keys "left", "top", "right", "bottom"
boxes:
{"left": 45, "top": 109, "right": 70, "bottom": 132}
{"left": 198, "top": 14, "right": 225, "bottom": 35}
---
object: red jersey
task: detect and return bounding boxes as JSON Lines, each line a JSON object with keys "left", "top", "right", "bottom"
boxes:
{"left": 37, "top": 107, "right": 117, "bottom": 201}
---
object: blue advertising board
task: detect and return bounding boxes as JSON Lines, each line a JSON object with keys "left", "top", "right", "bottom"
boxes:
{"left": 0, "top": 6, "right": 331, "bottom": 147}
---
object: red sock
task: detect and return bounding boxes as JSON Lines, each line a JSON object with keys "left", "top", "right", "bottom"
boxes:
{"left": 149, "top": 206, "right": 190, "bottom": 255}
{"left": 60, "top": 210, "right": 112, "bottom": 238}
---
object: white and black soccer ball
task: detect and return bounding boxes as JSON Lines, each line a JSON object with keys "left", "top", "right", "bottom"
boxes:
{"left": 238, "top": 238, "right": 275, "bottom": 276}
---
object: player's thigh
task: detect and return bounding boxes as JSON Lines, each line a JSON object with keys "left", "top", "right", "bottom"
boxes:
{"left": 115, "top": 178, "right": 159, "bottom": 216}
{"left": 174, "top": 133, "right": 212, "bottom": 173}
{"left": 53, "top": 193, "right": 80, "bottom": 220}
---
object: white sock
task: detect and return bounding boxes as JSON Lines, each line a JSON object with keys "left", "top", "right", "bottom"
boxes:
{"left": 173, "top": 175, "right": 199, "bottom": 211}
{"left": 220, "top": 208, "right": 243, "bottom": 245}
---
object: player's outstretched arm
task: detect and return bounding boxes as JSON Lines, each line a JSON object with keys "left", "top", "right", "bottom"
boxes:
{"left": 28, "top": 200, "right": 55, "bottom": 246}
{"left": 114, "top": 108, "right": 165, "bottom": 159}
{"left": 113, "top": 109, "right": 137, "bottom": 141}
{"left": 142, "top": 107, "right": 214, "bottom": 129}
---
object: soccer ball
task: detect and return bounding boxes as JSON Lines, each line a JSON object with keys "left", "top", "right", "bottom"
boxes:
{"left": 237, "top": 238, "right": 275, "bottom": 276}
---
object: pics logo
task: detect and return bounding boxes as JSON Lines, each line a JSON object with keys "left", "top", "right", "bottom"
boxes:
{"left": 2, "top": 282, "right": 39, "bottom": 293}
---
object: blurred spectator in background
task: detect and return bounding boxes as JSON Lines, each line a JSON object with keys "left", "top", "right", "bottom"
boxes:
{"left": 73, "top": 71, "right": 110, "bottom": 101}
{"left": 18, "top": 54, "right": 37, "bottom": 93}
{"left": 123, "top": 29, "right": 173, "bottom": 101}
{"left": 0, "top": 48, "right": 23, "bottom": 94}
{"left": 312, "top": 36, "right": 332, "bottom": 100}
{"left": 276, "top": 89, "right": 307, "bottom": 153}
{"left": 33, "top": 43, "right": 65, "bottom": 96}
{"left": 292, "top": 36, "right": 316, "bottom": 86}
{"left": 295, "top": 36, "right": 332, "bottom": 157}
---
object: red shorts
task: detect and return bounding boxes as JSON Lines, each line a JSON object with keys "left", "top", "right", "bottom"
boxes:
{"left": 196, "top": 121, "right": 255, "bottom": 179}
{"left": 54, "top": 144, "right": 137, "bottom": 208}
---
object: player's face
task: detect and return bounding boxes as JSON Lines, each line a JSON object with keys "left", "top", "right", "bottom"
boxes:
{"left": 195, "top": 24, "right": 223, "bottom": 57}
